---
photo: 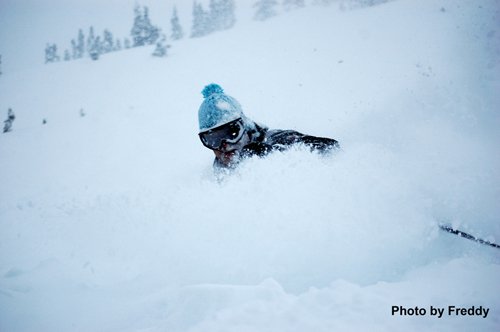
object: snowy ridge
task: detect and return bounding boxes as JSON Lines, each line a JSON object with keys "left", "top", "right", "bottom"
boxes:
{"left": 1, "top": 0, "right": 499, "bottom": 331}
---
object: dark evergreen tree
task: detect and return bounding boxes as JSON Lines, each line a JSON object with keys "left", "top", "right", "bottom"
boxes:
{"left": 191, "top": 0, "right": 236, "bottom": 37}
{"left": 77, "top": 29, "right": 85, "bottom": 57}
{"left": 209, "top": 0, "right": 222, "bottom": 31}
{"left": 253, "top": 0, "right": 278, "bottom": 21}
{"left": 213, "top": 0, "right": 236, "bottom": 31}
{"left": 191, "top": 1, "right": 210, "bottom": 38}
{"left": 64, "top": 49, "right": 71, "bottom": 61}
{"left": 102, "top": 29, "right": 114, "bottom": 53}
{"left": 87, "top": 26, "right": 96, "bottom": 56}
{"left": 131, "top": 5, "right": 160, "bottom": 47}
{"left": 45, "top": 43, "right": 60, "bottom": 63}
{"left": 142, "top": 7, "right": 160, "bottom": 44}
{"left": 3, "top": 108, "right": 15, "bottom": 133}
{"left": 170, "top": 6, "right": 184, "bottom": 40}
{"left": 89, "top": 36, "right": 101, "bottom": 60}
{"left": 131, "top": 5, "right": 143, "bottom": 45}
{"left": 71, "top": 29, "right": 85, "bottom": 59}
{"left": 152, "top": 34, "right": 170, "bottom": 57}
{"left": 85, "top": 26, "right": 102, "bottom": 60}
{"left": 283, "top": 0, "right": 305, "bottom": 11}
{"left": 69, "top": 29, "right": 86, "bottom": 59}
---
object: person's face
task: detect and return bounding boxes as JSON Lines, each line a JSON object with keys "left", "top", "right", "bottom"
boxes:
{"left": 199, "top": 118, "right": 247, "bottom": 155}
{"left": 214, "top": 149, "right": 238, "bottom": 166}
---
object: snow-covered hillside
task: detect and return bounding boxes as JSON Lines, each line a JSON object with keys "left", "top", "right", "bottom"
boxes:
{"left": 1, "top": 0, "right": 499, "bottom": 331}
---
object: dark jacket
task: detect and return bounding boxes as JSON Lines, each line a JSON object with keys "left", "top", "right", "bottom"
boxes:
{"left": 214, "top": 124, "right": 339, "bottom": 169}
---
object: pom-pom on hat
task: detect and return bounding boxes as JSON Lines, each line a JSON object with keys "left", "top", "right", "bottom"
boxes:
{"left": 198, "top": 84, "right": 245, "bottom": 132}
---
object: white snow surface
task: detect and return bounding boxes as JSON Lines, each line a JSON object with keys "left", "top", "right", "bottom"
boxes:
{"left": 1, "top": 0, "right": 500, "bottom": 331}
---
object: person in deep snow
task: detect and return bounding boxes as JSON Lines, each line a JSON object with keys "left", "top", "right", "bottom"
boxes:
{"left": 198, "top": 84, "right": 339, "bottom": 169}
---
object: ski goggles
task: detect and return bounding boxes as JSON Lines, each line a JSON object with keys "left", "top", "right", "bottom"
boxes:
{"left": 199, "top": 118, "right": 245, "bottom": 150}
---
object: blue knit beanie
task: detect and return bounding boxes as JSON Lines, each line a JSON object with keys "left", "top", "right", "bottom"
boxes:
{"left": 198, "top": 84, "right": 245, "bottom": 132}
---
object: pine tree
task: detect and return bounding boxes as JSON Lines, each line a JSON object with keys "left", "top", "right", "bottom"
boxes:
{"left": 222, "top": 0, "right": 236, "bottom": 29}
{"left": 87, "top": 26, "right": 96, "bottom": 56}
{"left": 3, "top": 108, "right": 15, "bottom": 133}
{"left": 131, "top": 5, "right": 160, "bottom": 47}
{"left": 77, "top": 29, "right": 85, "bottom": 57}
{"left": 89, "top": 36, "right": 101, "bottom": 60}
{"left": 102, "top": 29, "right": 114, "bottom": 53}
{"left": 143, "top": 7, "right": 160, "bottom": 44}
{"left": 131, "top": 5, "right": 143, "bottom": 45}
{"left": 212, "top": 0, "right": 236, "bottom": 31}
{"left": 191, "top": 1, "right": 210, "bottom": 38}
{"left": 209, "top": 0, "right": 221, "bottom": 31}
{"left": 64, "top": 49, "right": 71, "bottom": 61}
{"left": 254, "top": 0, "right": 279, "bottom": 21}
{"left": 283, "top": 0, "right": 305, "bottom": 11}
{"left": 85, "top": 26, "right": 101, "bottom": 60}
{"left": 71, "top": 29, "right": 85, "bottom": 59}
{"left": 152, "top": 34, "right": 170, "bottom": 57}
{"left": 170, "top": 6, "right": 184, "bottom": 40}
{"left": 45, "top": 43, "right": 60, "bottom": 63}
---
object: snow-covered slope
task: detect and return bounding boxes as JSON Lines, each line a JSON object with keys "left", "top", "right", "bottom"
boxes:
{"left": 0, "top": 0, "right": 499, "bottom": 331}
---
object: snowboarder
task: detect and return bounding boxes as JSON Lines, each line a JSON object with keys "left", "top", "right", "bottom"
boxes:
{"left": 198, "top": 84, "right": 339, "bottom": 169}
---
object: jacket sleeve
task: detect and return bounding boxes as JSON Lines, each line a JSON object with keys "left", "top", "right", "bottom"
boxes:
{"left": 299, "top": 134, "right": 339, "bottom": 152}
{"left": 266, "top": 130, "right": 339, "bottom": 152}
